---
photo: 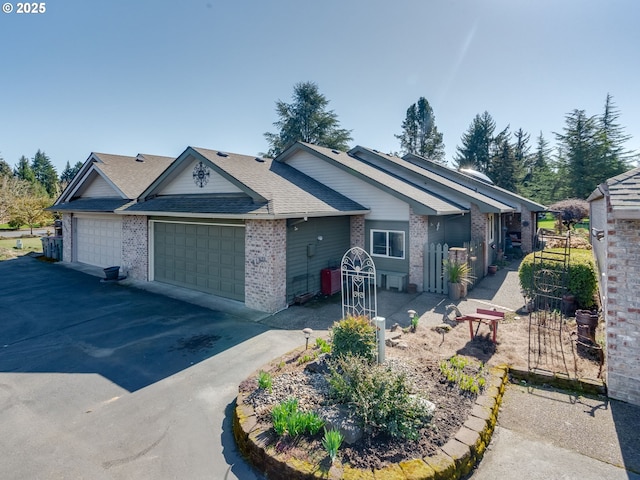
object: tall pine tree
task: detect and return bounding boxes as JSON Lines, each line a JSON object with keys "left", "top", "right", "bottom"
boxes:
{"left": 454, "top": 111, "right": 496, "bottom": 172}
{"left": 14, "top": 155, "right": 35, "bottom": 183}
{"left": 395, "top": 97, "right": 445, "bottom": 164}
{"left": 31, "top": 150, "right": 58, "bottom": 197}
{"left": 263, "top": 82, "right": 352, "bottom": 157}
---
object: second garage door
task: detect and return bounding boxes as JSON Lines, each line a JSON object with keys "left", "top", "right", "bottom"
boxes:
{"left": 75, "top": 216, "right": 122, "bottom": 267}
{"left": 153, "top": 221, "right": 245, "bottom": 301}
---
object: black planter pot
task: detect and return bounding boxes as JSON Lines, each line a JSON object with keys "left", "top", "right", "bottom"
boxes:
{"left": 103, "top": 266, "right": 120, "bottom": 281}
{"left": 575, "top": 309, "right": 598, "bottom": 343}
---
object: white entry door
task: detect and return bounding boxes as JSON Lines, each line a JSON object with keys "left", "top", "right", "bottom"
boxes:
{"left": 75, "top": 216, "right": 122, "bottom": 267}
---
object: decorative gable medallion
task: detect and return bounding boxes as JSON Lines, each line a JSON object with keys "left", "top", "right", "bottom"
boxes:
{"left": 192, "top": 161, "right": 210, "bottom": 188}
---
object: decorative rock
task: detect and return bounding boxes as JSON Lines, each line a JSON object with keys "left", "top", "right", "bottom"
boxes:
{"left": 409, "top": 395, "right": 436, "bottom": 417}
{"left": 317, "top": 405, "right": 363, "bottom": 445}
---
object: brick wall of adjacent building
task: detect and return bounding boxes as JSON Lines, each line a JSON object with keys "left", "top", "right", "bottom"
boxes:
{"left": 605, "top": 210, "right": 640, "bottom": 406}
{"left": 350, "top": 215, "right": 365, "bottom": 249}
{"left": 521, "top": 206, "right": 534, "bottom": 253}
{"left": 62, "top": 213, "right": 73, "bottom": 262}
{"left": 245, "top": 219, "right": 287, "bottom": 313}
{"left": 409, "top": 209, "right": 428, "bottom": 292}
{"left": 121, "top": 215, "right": 148, "bottom": 281}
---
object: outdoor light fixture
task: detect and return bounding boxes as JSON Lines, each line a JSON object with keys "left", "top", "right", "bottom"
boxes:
{"left": 591, "top": 228, "right": 605, "bottom": 241}
{"left": 317, "top": 235, "right": 323, "bottom": 241}
{"left": 302, "top": 327, "right": 313, "bottom": 350}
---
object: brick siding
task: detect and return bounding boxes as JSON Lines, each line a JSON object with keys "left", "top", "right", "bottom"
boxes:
{"left": 350, "top": 215, "right": 365, "bottom": 249}
{"left": 121, "top": 215, "right": 148, "bottom": 281}
{"left": 409, "top": 209, "right": 428, "bottom": 292}
{"left": 520, "top": 206, "right": 533, "bottom": 253}
{"left": 245, "top": 219, "right": 287, "bottom": 313}
{"left": 62, "top": 213, "right": 73, "bottom": 262}
{"left": 605, "top": 211, "right": 640, "bottom": 406}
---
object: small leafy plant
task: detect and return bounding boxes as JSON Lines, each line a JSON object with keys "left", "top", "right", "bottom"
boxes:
{"left": 271, "top": 398, "right": 325, "bottom": 437}
{"left": 315, "top": 337, "right": 331, "bottom": 354}
{"left": 322, "top": 428, "right": 344, "bottom": 463}
{"left": 439, "top": 355, "right": 486, "bottom": 395}
{"left": 258, "top": 370, "right": 273, "bottom": 393}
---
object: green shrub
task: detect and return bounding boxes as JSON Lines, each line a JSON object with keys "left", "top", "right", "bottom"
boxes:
{"left": 519, "top": 248, "right": 598, "bottom": 309}
{"left": 330, "top": 316, "right": 376, "bottom": 363}
{"left": 327, "top": 354, "right": 433, "bottom": 440}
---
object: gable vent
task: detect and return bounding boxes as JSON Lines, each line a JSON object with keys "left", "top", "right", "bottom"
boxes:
{"left": 217, "top": 151, "right": 229, "bottom": 157}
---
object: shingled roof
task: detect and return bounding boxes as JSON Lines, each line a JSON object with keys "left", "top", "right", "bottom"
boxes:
{"left": 589, "top": 165, "right": 640, "bottom": 219}
{"left": 277, "top": 143, "right": 467, "bottom": 216}
{"left": 53, "top": 152, "right": 175, "bottom": 212}
{"left": 127, "top": 147, "right": 368, "bottom": 218}
{"left": 90, "top": 153, "right": 174, "bottom": 199}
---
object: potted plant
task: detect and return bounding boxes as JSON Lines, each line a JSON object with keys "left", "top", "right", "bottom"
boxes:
{"left": 443, "top": 259, "right": 473, "bottom": 300}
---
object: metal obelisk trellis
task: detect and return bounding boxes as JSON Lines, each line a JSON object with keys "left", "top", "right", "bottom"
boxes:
{"left": 341, "top": 247, "right": 377, "bottom": 320}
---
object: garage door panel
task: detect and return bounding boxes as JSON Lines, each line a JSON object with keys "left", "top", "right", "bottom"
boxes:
{"left": 76, "top": 217, "right": 122, "bottom": 267}
{"left": 154, "top": 222, "right": 244, "bottom": 301}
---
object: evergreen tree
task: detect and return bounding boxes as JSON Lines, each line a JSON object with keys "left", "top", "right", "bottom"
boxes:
{"left": 555, "top": 110, "right": 601, "bottom": 199}
{"left": 520, "top": 132, "right": 555, "bottom": 205}
{"left": 454, "top": 111, "right": 496, "bottom": 172}
{"left": 264, "top": 82, "right": 352, "bottom": 157}
{"left": 512, "top": 128, "right": 531, "bottom": 183}
{"left": 395, "top": 97, "right": 445, "bottom": 164}
{"left": 31, "top": 150, "right": 58, "bottom": 197}
{"left": 596, "top": 94, "right": 635, "bottom": 179}
{"left": 0, "top": 155, "right": 11, "bottom": 177}
{"left": 14, "top": 155, "right": 35, "bottom": 183}
{"left": 60, "top": 160, "right": 83, "bottom": 188}
{"left": 487, "top": 128, "right": 518, "bottom": 191}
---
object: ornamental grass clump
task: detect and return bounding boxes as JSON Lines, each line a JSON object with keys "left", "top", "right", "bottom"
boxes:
{"left": 257, "top": 370, "right": 273, "bottom": 393}
{"left": 271, "top": 398, "right": 325, "bottom": 437}
{"left": 322, "top": 428, "right": 344, "bottom": 463}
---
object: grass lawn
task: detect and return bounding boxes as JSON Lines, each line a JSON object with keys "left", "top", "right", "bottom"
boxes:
{"left": 0, "top": 237, "right": 43, "bottom": 261}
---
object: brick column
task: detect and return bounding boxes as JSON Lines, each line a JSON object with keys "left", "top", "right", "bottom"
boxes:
{"left": 521, "top": 206, "right": 533, "bottom": 253}
{"left": 350, "top": 215, "right": 365, "bottom": 249}
{"left": 409, "top": 208, "right": 428, "bottom": 292}
{"left": 121, "top": 215, "right": 148, "bottom": 281}
{"left": 245, "top": 219, "right": 287, "bottom": 313}
{"left": 62, "top": 213, "right": 73, "bottom": 262}
{"left": 469, "top": 203, "right": 490, "bottom": 271}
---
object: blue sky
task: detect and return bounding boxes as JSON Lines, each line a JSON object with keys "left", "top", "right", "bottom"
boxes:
{"left": 1, "top": 0, "right": 639, "bottom": 173}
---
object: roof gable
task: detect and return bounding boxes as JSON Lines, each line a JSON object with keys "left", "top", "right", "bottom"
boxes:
{"left": 55, "top": 151, "right": 174, "bottom": 206}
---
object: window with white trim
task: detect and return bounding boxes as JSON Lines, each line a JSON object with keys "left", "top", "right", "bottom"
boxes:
{"left": 488, "top": 214, "right": 495, "bottom": 243}
{"left": 371, "top": 229, "right": 405, "bottom": 259}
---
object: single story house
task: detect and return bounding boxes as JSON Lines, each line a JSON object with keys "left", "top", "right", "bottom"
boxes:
{"left": 588, "top": 165, "right": 640, "bottom": 406}
{"left": 53, "top": 141, "right": 545, "bottom": 314}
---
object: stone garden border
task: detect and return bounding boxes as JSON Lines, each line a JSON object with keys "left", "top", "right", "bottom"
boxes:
{"left": 233, "top": 360, "right": 511, "bottom": 480}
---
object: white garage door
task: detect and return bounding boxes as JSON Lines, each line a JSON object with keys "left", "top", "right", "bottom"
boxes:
{"left": 75, "top": 216, "right": 122, "bottom": 267}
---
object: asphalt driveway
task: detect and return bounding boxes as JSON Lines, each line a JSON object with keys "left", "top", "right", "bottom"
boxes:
{"left": 0, "top": 256, "right": 302, "bottom": 479}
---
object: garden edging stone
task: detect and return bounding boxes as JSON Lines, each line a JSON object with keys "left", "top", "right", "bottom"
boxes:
{"left": 232, "top": 354, "right": 510, "bottom": 480}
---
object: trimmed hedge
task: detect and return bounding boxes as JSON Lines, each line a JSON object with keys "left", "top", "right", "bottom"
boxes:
{"left": 518, "top": 248, "right": 598, "bottom": 309}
